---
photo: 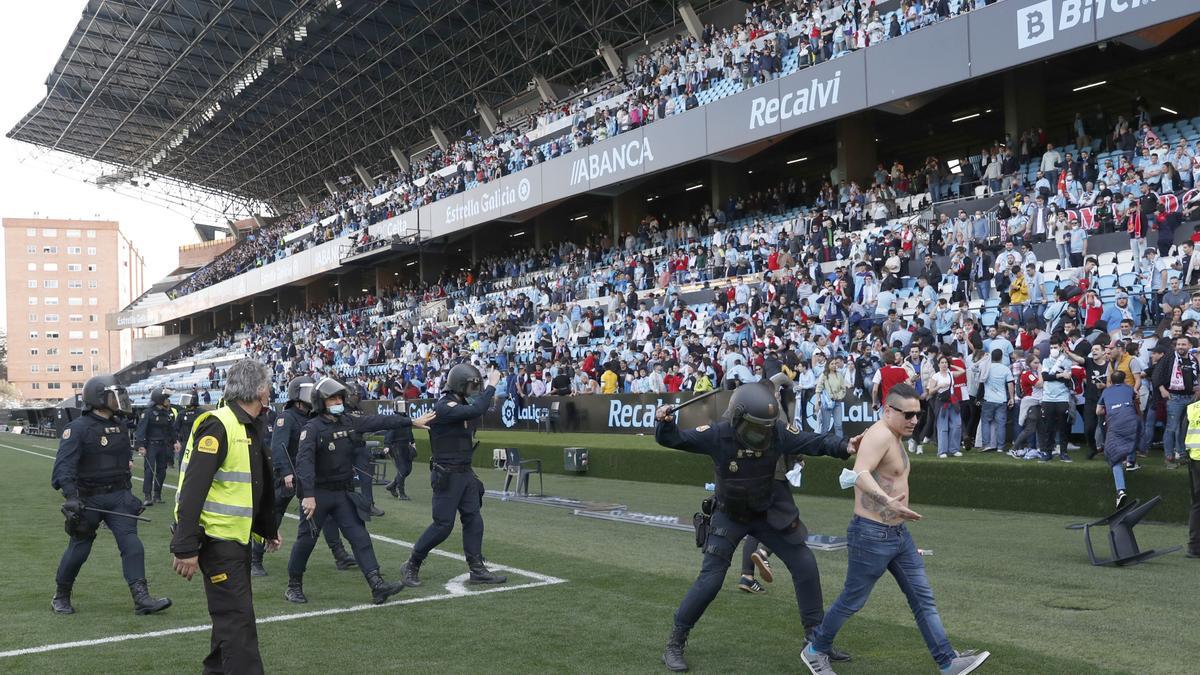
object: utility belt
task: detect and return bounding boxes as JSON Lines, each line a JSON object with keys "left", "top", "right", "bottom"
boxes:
{"left": 430, "top": 461, "right": 471, "bottom": 473}
{"left": 715, "top": 499, "right": 769, "bottom": 523}
{"left": 316, "top": 479, "right": 353, "bottom": 491}
{"left": 77, "top": 477, "right": 131, "bottom": 497}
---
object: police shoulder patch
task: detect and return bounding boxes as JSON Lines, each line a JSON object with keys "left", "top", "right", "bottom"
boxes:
{"left": 276, "top": 418, "right": 285, "bottom": 428}
{"left": 300, "top": 430, "right": 307, "bottom": 440}
{"left": 196, "top": 435, "right": 220, "bottom": 454}
{"left": 695, "top": 424, "right": 710, "bottom": 432}
{"left": 61, "top": 428, "right": 71, "bottom": 440}
{"left": 446, "top": 401, "right": 458, "bottom": 407}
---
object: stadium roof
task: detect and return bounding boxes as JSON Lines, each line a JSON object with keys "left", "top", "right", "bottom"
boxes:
{"left": 8, "top": 0, "right": 714, "bottom": 211}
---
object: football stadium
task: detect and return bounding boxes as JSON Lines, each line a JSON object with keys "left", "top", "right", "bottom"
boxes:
{"left": 3, "top": 1, "right": 1200, "bottom": 673}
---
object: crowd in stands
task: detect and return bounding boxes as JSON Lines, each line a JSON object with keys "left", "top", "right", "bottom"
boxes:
{"left": 171, "top": 0, "right": 990, "bottom": 299}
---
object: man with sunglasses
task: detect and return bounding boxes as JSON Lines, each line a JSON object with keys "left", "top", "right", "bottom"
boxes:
{"left": 803, "top": 383, "right": 990, "bottom": 675}
{"left": 655, "top": 382, "right": 862, "bottom": 672}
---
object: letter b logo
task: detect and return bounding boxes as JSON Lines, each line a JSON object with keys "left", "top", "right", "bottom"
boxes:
{"left": 1016, "top": 1, "right": 1054, "bottom": 49}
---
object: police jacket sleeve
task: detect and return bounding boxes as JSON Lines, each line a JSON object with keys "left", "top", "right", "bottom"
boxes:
{"left": 654, "top": 419, "right": 717, "bottom": 456}
{"left": 775, "top": 421, "right": 851, "bottom": 459}
{"left": 270, "top": 415, "right": 295, "bottom": 476}
{"left": 295, "top": 422, "right": 318, "bottom": 495}
{"left": 50, "top": 420, "right": 85, "bottom": 498}
{"left": 133, "top": 411, "right": 150, "bottom": 447}
{"left": 353, "top": 412, "right": 415, "bottom": 435}
{"left": 170, "top": 416, "right": 227, "bottom": 559}
{"left": 435, "top": 386, "right": 496, "bottom": 423}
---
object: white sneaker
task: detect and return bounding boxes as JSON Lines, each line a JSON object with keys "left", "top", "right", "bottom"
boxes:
{"left": 907, "top": 439, "right": 916, "bottom": 453}
{"left": 953, "top": 451, "right": 963, "bottom": 457}
{"left": 941, "top": 649, "right": 990, "bottom": 674}
{"left": 915, "top": 447, "right": 924, "bottom": 455}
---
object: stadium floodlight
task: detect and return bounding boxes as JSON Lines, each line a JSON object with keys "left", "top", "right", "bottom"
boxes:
{"left": 947, "top": 159, "right": 962, "bottom": 175}
{"left": 510, "top": 231, "right": 526, "bottom": 238}
{"left": 571, "top": 214, "right": 588, "bottom": 221}
{"left": 406, "top": 261, "right": 418, "bottom": 266}
{"left": 951, "top": 113, "right": 980, "bottom": 123}
{"left": 1161, "top": 106, "right": 1179, "bottom": 115}
{"left": 1072, "top": 80, "right": 1107, "bottom": 92}
{"left": 685, "top": 183, "right": 704, "bottom": 191}
{"left": 786, "top": 157, "right": 807, "bottom": 165}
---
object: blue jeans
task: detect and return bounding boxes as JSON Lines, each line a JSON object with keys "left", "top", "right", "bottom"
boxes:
{"left": 819, "top": 404, "right": 844, "bottom": 437}
{"left": 1163, "top": 394, "right": 1192, "bottom": 459}
{"left": 936, "top": 404, "right": 962, "bottom": 456}
{"left": 979, "top": 401, "right": 1008, "bottom": 448}
{"left": 975, "top": 281, "right": 990, "bottom": 301}
{"left": 1139, "top": 400, "right": 1158, "bottom": 454}
{"left": 811, "top": 517, "right": 956, "bottom": 668}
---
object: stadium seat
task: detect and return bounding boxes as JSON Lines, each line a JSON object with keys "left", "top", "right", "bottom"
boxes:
{"left": 502, "top": 449, "right": 543, "bottom": 497}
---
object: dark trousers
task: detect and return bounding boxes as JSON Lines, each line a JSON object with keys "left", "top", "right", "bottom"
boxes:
{"left": 199, "top": 538, "right": 263, "bottom": 675}
{"left": 915, "top": 399, "right": 936, "bottom": 444}
{"left": 388, "top": 444, "right": 415, "bottom": 493}
{"left": 1038, "top": 401, "right": 1071, "bottom": 452}
{"left": 411, "top": 469, "right": 485, "bottom": 564}
{"left": 142, "top": 443, "right": 171, "bottom": 498}
{"left": 1013, "top": 404, "right": 1040, "bottom": 449}
{"left": 354, "top": 444, "right": 374, "bottom": 504}
{"left": 961, "top": 401, "right": 980, "bottom": 448}
{"left": 56, "top": 489, "right": 145, "bottom": 586}
{"left": 253, "top": 485, "right": 344, "bottom": 560}
{"left": 1188, "top": 455, "right": 1200, "bottom": 556}
{"left": 1083, "top": 396, "right": 1101, "bottom": 456}
{"left": 287, "top": 488, "right": 379, "bottom": 577}
{"left": 675, "top": 509, "right": 824, "bottom": 630}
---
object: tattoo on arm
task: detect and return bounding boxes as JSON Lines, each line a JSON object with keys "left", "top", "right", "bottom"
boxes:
{"left": 860, "top": 470, "right": 898, "bottom": 520}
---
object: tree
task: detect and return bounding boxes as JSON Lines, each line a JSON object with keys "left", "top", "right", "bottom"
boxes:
{"left": 0, "top": 330, "right": 7, "bottom": 381}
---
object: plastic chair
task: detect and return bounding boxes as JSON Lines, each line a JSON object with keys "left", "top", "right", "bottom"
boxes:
{"left": 502, "top": 448, "right": 543, "bottom": 497}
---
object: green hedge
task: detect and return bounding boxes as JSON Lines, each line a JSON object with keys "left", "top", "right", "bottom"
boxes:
{"left": 406, "top": 432, "right": 1191, "bottom": 523}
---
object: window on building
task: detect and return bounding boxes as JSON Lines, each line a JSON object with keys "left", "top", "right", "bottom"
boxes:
{"left": 44, "top": 297, "right": 58, "bottom": 305}
{"left": 27, "top": 280, "right": 37, "bottom": 289}
{"left": 27, "top": 296, "right": 37, "bottom": 305}
{"left": 90, "top": 348, "right": 99, "bottom": 356}
{"left": 68, "top": 297, "right": 82, "bottom": 306}
{"left": 88, "top": 314, "right": 97, "bottom": 322}
{"left": 46, "top": 348, "right": 58, "bottom": 356}
{"left": 44, "top": 314, "right": 59, "bottom": 322}
{"left": 30, "top": 365, "right": 39, "bottom": 373}
{"left": 68, "top": 331, "right": 83, "bottom": 339}
{"left": 27, "top": 313, "right": 37, "bottom": 322}
{"left": 26, "top": 227, "right": 36, "bottom": 236}
{"left": 69, "top": 348, "right": 82, "bottom": 356}
{"left": 47, "top": 382, "right": 61, "bottom": 390}
{"left": 67, "top": 246, "right": 81, "bottom": 255}
{"left": 46, "top": 365, "right": 60, "bottom": 373}
{"left": 45, "top": 331, "right": 59, "bottom": 339}
{"left": 42, "top": 229, "right": 57, "bottom": 237}
{"left": 28, "top": 331, "right": 38, "bottom": 339}
{"left": 87, "top": 280, "right": 98, "bottom": 289}
{"left": 87, "top": 230, "right": 96, "bottom": 238}
{"left": 29, "top": 348, "right": 38, "bottom": 356}
{"left": 43, "top": 280, "right": 58, "bottom": 289}
{"left": 88, "top": 298, "right": 98, "bottom": 306}
{"left": 69, "top": 314, "right": 83, "bottom": 323}
{"left": 26, "top": 263, "right": 36, "bottom": 271}
{"left": 70, "top": 365, "right": 84, "bottom": 372}
{"left": 26, "top": 245, "right": 36, "bottom": 254}
{"left": 66, "top": 229, "right": 81, "bottom": 238}
{"left": 71, "top": 382, "right": 84, "bottom": 390}
{"left": 42, "top": 246, "right": 57, "bottom": 254}
{"left": 87, "top": 264, "right": 97, "bottom": 272}
{"left": 43, "top": 263, "right": 58, "bottom": 272}
{"left": 88, "top": 331, "right": 98, "bottom": 339}
{"left": 30, "top": 383, "right": 40, "bottom": 390}
{"left": 68, "top": 280, "right": 82, "bottom": 289}
{"left": 87, "top": 248, "right": 97, "bottom": 256}
{"left": 67, "top": 263, "right": 81, "bottom": 272}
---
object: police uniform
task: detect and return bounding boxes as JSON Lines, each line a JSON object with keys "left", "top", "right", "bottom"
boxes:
{"left": 285, "top": 409, "right": 414, "bottom": 603}
{"left": 52, "top": 410, "right": 171, "bottom": 614}
{"left": 176, "top": 404, "right": 202, "bottom": 463}
{"left": 252, "top": 402, "right": 354, "bottom": 575}
{"left": 171, "top": 402, "right": 276, "bottom": 674}
{"left": 404, "top": 384, "right": 505, "bottom": 584}
{"left": 384, "top": 423, "right": 417, "bottom": 499}
{"left": 656, "top": 417, "right": 852, "bottom": 669}
{"left": 345, "top": 407, "right": 377, "bottom": 508}
{"left": 135, "top": 404, "right": 178, "bottom": 504}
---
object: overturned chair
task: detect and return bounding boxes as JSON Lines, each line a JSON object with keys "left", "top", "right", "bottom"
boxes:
{"left": 502, "top": 448, "right": 543, "bottom": 497}
{"left": 1066, "top": 495, "right": 1181, "bottom": 566}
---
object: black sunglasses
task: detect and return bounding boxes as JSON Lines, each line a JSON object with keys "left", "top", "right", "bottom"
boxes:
{"left": 888, "top": 404, "right": 921, "bottom": 420}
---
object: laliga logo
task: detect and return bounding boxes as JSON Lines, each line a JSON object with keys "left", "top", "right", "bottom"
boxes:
{"left": 517, "top": 178, "right": 530, "bottom": 201}
{"left": 1017, "top": 0, "right": 1156, "bottom": 50}
{"left": 501, "top": 398, "right": 518, "bottom": 428}
{"left": 500, "top": 398, "right": 546, "bottom": 428}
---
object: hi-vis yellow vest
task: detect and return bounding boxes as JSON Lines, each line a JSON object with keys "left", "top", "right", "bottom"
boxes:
{"left": 174, "top": 405, "right": 257, "bottom": 543}
{"left": 1186, "top": 400, "right": 1200, "bottom": 462}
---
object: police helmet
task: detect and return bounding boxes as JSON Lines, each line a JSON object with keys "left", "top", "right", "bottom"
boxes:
{"left": 179, "top": 393, "right": 198, "bottom": 408}
{"left": 81, "top": 375, "right": 132, "bottom": 415}
{"left": 310, "top": 377, "right": 348, "bottom": 415}
{"left": 446, "top": 363, "right": 483, "bottom": 398}
{"left": 150, "top": 387, "right": 172, "bottom": 406}
{"left": 724, "top": 382, "right": 780, "bottom": 451}
{"left": 344, "top": 386, "right": 362, "bottom": 412}
{"left": 286, "top": 375, "right": 315, "bottom": 406}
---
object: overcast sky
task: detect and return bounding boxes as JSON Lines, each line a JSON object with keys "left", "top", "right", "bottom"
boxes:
{"left": 0, "top": 2, "right": 212, "bottom": 332}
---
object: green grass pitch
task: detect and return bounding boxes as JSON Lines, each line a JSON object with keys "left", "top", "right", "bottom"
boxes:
{"left": 1, "top": 433, "right": 1197, "bottom": 674}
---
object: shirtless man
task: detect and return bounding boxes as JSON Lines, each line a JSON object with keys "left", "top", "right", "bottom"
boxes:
{"left": 801, "top": 383, "right": 991, "bottom": 675}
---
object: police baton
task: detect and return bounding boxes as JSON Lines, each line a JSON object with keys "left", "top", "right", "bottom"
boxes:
{"left": 84, "top": 507, "right": 152, "bottom": 523}
{"left": 664, "top": 389, "right": 722, "bottom": 416}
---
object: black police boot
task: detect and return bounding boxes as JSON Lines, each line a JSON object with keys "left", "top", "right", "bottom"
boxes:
{"left": 369, "top": 503, "right": 386, "bottom": 518}
{"left": 467, "top": 557, "right": 507, "bottom": 585}
{"left": 662, "top": 626, "right": 689, "bottom": 672}
{"left": 330, "top": 544, "right": 358, "bottom": 570}
{"left": 385, "top": 480, "right": 399, "bottom": 499}
{"left": 250, "top": 550, "right": 268, "bottom": 577}
{"left": 365, "top": 569, "right": 404, "bottom": 605}
{"left": 51, "top": 585, "right": 74, "bottom": 615}
{"left": 129, "top": 579, "right": 172, "bottom": 615}
{"left": 142, "top": 496, "right": 154, "bottom": 508}
{"left": 806, "top": 629, "right": 851, "bottom": 662}
{"left": 400, "top": 558, "right": 422, "bottom": 587}
{"left": 396, "top": 484, "right": 410, "bottom": 501}
{"left": 153, "top": 493, "right": 164, "bottom": 505}
{"left": 285, "top": 575, "right": 307, "bottom": 604}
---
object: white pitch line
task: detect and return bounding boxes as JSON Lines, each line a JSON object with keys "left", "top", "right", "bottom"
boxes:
{"left": 0, "top": 439, "right": 568, "bottom": 658}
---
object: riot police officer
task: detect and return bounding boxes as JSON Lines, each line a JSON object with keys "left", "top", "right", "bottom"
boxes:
{"left": 175, "top": 391, "right": 203, "bottom": 466}
{"left": 655, "top": 382, "right": 858, "bottom": 672}
{"left": 253, "top": 375, "right": 358, "bottom": 577}
{"left": 383, "top": 419, "right": 417, "bottom": 500}
{"left": 135, "top": 387, "right": 179, "bottom": 507}
{"left": 401, "top": 363, "right": 506, "bottom": 587}
{"left": 345, "top": 387, "right": 385, "bottom": 517}
{"left": 286, "top": 377, "right": 433, "bottom": 605}
{"left": 51, "top": 375, "right": 171, "bottom": 615}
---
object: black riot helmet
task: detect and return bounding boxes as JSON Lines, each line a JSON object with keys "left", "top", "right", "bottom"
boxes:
{"left": 343, "top": 385, "right": 363, "bottom": 412}
{"left": 179, "top": 393, "right": 198, "bottom": 408}
{"left": 446, "top": 363, "right": 484, "bottom": 398}
{"left": 82, "top": 375, "right": 132, "bottom": 415}
{"left": 286, "top": 375, "right": 315, "bottom": 408}
{"left": 724, "top": 382, "right": 780, "bottom": 451}
{"left": 310, "top": 377, "right": 347, "bottom": 415}
{"left": 150, "top": 387, "right": 172, "bottom": 406}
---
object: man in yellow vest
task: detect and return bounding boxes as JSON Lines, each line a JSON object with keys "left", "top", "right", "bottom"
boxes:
{"left": 1185, "top": 398, "right": 1200, "bottom": 559}
{"left": 170, "top": 359, "right": 281, "bottom": 674}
